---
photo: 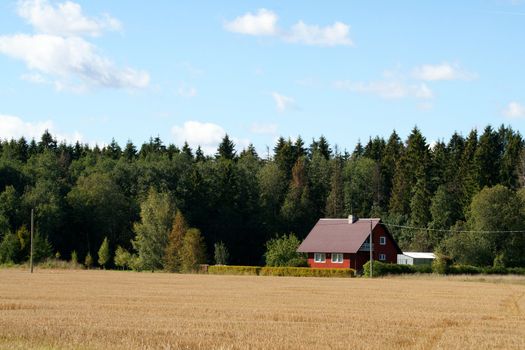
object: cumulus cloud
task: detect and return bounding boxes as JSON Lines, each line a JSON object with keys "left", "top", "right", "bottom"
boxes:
{"left": 272, "top": 92, "right": 296, "bottom": 112}
{"left": 0, "top": 113, "right": 83, "bottom": 143}
{"left": 171, "top": 121, "right": 225, "bottom": 155}
{"left": 502, "top": 101, "right": 525, "bottom": 118}
{"left": 17, "top": 0, "right": 121, "bottom": 37}
{"left": 0, "top": 34, "right": 150, "bottom": 89}
{"left": 0, "top": 0, "right": 149, "bottom": 91}
{"left": 224, "top": 8, "right": 277, "bottom": 36}
{"left": 412, "top": 63, "right": 475, "bottom": 81}
{"left": 285, "top": 21, "right": 353, "bottom": 46}
{"left": 224, "top": 9, "right": 352, "bottom": 47}
{"left": 250, "top": 122, "right": 278, "bottom": 135}
{"left": 335, "top": 80, "right": 433, "bottom": 100}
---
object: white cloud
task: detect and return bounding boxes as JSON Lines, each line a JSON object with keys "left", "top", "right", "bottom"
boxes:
{"left": 225, "top": 9, "right": 352, "bottom": 47}
{"left": 250, "top": 122, "right": 278, "bottom": 135}
{"left": 0, "top": 1, "right": 148, "bottom": 91}
{"left": 224, "top": 8, "right": 277, "bottom": 36}
{"left": 0, "top": 34, "right": 150, "bottom": 89}
{"left": 272, "top": 92, "right": 296, "bottom": 112}
{"left": 335, "top": 80, "right": 433, "bottom": 100}
{"left": 502, "top": 101, "right": 525, "bottom": 118}
{"left": 17, "top": 0, "right": 121, "bottom": 37}
{"left": 285, "top": 21, "right": 353, "bottom": 46}
{"left": 412, "top": 63, "right": 474, "bottom": 81}
{"left": 0, "top": 113, "right": 83, "bottom": 143}
{"left": 172, "top": 121, "right": 226, "bottom": 155}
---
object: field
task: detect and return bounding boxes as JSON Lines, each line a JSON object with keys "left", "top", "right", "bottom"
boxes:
{"left": 1, "top": 269, "right": 524, "bottom": 349}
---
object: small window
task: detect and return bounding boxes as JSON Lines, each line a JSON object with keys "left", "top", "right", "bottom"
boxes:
{"left": 379, "top": 253, "right": 386, "bottom": 261}
{"left": 331, "top": 253, "right": 343, "bottom": 263}
{"left": 380, "top": 236, "right": 386, "bottom": 245}
{"left": 314, "top": 253, "right": 326, "bottom": 263}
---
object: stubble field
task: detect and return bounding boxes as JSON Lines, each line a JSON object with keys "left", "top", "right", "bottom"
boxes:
{"left": 0, "top": 269, "right": 524, "bottom": 350}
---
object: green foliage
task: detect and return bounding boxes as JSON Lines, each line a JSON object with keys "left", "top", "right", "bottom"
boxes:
{"left": 264, "top": 233, "right": 306, "bottom": 267}
{"left": 0, "top": 232, "right": 21, "bottom": 263}
{"left": 431, "top": 254, "right": 452, "bottom": 274}
{"left": 208, "top": 265, "right": 260, "bottom": 275}
{"left": 213, "top": 241, "right": 229, "bottom": 265}
{"left": 97, "top": 237, "right": 110, "bottom": 268}
{"left": 362, "top": 260, "right": 428, "bottom": 277}
{"left": 442, "top": 185, "right": 525, "bottom": 267}
{"left": 132, "top": 188, "right": 174, "bottom": 271}
{"left": 84, "top": 252, "right": 93, "bottom": 269}
{"left": 1, "top": 127, "right": 525, "bottom": 269}
{"left": 71, "top": 250, "right": 78, "bottom": 264}
{"left": 259, "top": 267, "right": 355, "bottom": 278}
{"left": 33, "top": 233, "right": 53, "bottom": 263}
{"left": 180, "top": 228, "right": 206, "bottom": 272}
{"left": 164, "top": 210, "right": 187, "bottom": 272}
{"left": 114, "top": 246, "right": 131, "bottom": 269}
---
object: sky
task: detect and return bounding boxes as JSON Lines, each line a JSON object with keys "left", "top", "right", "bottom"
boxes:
{"left": 0, "top": 0, "right": 524, "bottom": 155}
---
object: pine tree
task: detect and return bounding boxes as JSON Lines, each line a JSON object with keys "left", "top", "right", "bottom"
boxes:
{"left": 164, "top": 210, "right": 188, "bottom": 272}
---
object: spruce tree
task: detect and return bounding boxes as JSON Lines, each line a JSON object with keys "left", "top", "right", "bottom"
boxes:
{"left": 164, "top": 210, "right": 188, "bottom": 272}
{"left": 216, "top": 134, "right": 236, "bottom": 160}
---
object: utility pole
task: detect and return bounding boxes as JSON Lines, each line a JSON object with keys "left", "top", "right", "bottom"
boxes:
{"left": 369, "top": 219, "right": 373, "bottom": 278}
{"left": 30, "top": 208, "right": 34, "bottom": 274}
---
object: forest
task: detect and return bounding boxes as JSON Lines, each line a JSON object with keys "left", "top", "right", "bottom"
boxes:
{"left": 1, "top": 124, "right": 525, "bottom": 269}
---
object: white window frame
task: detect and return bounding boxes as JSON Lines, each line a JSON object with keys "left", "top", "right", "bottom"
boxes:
{"left": 380, "top": 236, "right": 386, "bottom": 245}
{"left": 314, "top": 253, "right": 326, "bottom": 263}
{"left": 379, "top": 253, "right": 386, "bottom": 261}
{"left": 331, "top": 253, "right": 343, "bottom": 263}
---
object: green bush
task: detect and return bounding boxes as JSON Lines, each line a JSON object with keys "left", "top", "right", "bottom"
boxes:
{"left": 259, "top": 267, "right": 355, "bottom": 278}
{"left": 447, "top": 264, "right": 482, "bottom": 275}
{"left": 208, "top": 265, "right": 261, "bottom": 275}
{"left": 363, "top": 260, "right": 417, "bottom": 277}
{"left": 264, "top": 234, "right": 307, "bottom": 267}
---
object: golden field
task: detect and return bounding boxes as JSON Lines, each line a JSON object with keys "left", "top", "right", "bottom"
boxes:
{"left": 0, "top": 269, "right": 524, "bottom": 350}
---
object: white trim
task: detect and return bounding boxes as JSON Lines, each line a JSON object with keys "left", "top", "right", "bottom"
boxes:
{"left": 380, "top": 236, "right": 386, "bottom": 245}
{"left": 331, "top": 253, "right": 343, "bottom": 263}
{"left": 379, "top": 253, "right": 386, "bottom": 261}
{"left": 314, "top": 252, "right": 326, "bottom": 263}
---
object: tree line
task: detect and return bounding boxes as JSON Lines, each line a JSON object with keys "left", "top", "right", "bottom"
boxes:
{"left": 0, "top": 124, "right": 524, "bottom": 269}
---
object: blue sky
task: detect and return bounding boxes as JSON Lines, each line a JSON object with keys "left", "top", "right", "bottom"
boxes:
{"left": 0, "top": 0, "right": 524, "bottom": 154}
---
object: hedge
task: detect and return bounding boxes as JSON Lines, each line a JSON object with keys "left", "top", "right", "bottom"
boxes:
{"left": 363, "top": 260, "right": 525, "bottom": 277}
{"left": 206, "top": 265, "right": 355, "bottom": 277}
{"left": 207, "top": 265, "right": 261, "bottom": 275}
{"left": 259, "top": 266, "right": 355, "bottom": 278}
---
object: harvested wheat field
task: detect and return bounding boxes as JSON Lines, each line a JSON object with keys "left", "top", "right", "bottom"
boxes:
{"left": 0, "top": 269, "right": 524, "bottom": 350}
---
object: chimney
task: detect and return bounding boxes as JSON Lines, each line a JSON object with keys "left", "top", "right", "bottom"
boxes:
{"left": 348, "top": 214, "right": 358, "bottom": 224}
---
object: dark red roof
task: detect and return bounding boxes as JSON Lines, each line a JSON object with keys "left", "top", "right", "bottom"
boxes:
{"left": 297, "top": 218, "right": 380, "bottom": 253}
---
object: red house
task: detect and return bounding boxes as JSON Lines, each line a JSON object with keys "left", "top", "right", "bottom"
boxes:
{"left": 297, "top": 216, "right": 401, "bottom": 271}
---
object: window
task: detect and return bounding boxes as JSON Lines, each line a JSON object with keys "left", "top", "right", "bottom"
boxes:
{"left": 314, "top": 253, "right": 326, "bottom": 263}
{"left": 380, "top": 236, "right": 386, "bottom": 245}
{"left": 331, "top": 253, "right": 343, "bottom": 263}
{"left": 379, "top": 253, "right": 386, "bottom": 261}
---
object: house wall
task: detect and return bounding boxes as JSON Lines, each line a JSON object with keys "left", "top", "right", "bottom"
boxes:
{"left": 307, "top": 253, "right": 351, "bottom": 268}
{"left": 371, "top": 224, "right": 399, "bottom": 265}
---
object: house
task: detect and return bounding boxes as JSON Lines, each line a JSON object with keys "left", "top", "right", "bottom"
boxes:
{"left": 397, "top": 252, "right": 436, "bottom": 266}
{"left": 296, "top": 216, "right": 402, "bottom": 271}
